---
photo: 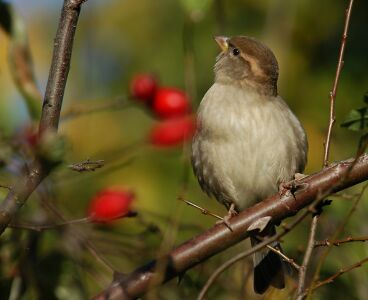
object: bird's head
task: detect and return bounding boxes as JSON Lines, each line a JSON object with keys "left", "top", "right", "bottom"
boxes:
{"left": 214, "top": 36, "right": 279, "bottom": 96}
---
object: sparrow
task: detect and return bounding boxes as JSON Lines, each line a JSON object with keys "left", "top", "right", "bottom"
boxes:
{"left": 191, "top": 35, "right": 308, "bottom": 294}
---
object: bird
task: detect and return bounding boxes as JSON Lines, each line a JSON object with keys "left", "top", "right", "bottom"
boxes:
{"left": 191, "top": 35, "right": 308, "bottom": 294}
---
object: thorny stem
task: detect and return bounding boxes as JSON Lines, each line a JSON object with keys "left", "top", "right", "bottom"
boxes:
{"left": 323, "top": 0, "right": 354, "bottom": 167}
{"left": 302, "top": 256, "right": 368, "bottom": 297}
{"left": 308, "top": 182, "right": 368, "bottom": 299}
{"left": 296, "top": 215, "right": 319, "bottom": 300}
{"left": 314, "top": 235, "right": 368, "bottom": 248}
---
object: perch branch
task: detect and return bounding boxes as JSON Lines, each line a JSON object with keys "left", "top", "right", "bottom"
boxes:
{"left": 92, "top": 154, "right": 368, "bottom": 300}
{"left": 197, "top": 206, "right": 312, "bottom": 300}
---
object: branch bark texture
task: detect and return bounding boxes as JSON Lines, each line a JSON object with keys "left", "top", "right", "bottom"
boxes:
{"left": 93, "top": 154, "right": 368, "bottom": 299}
{"left": 0, "top": 0, "right": 87, "bottom": 235}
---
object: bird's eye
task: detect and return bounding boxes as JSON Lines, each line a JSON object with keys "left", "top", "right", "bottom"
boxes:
{"left": 232, "top": 48, "right": 240, "bottom": 56}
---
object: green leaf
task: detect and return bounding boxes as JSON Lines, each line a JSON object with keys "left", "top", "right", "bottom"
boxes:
{"left": 363, "top": 92, "right": 368, "bottom": 105}
{"left": 341, "top": 107, "right": 368, "bottom": 132}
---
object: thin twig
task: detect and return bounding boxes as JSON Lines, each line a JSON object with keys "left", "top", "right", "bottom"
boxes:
{"left": 296, "top": 215, "right": 319, "bottom": 299}
{"left": 333, "top": 191, "right": 361, "bottom": 200}
{"left": 37, "top": 192, "right": 117, "bottom": 273}
{"left": 0, "top": 184, "right": 12, "bottom": 190}
{"left": 308, "top": 182, "right": 368, "bottom": 298}
{"left": 266, "top": 244, "right": 300, "bottom": 270}
{"left": 68, "top": 159, "right": 105, "bottom": 172}
{"left": 0, "top": 0, "right": 89, "bottom": 235}
{"left": 314, "top": 235, "right": 368, "bottom": 248}
{"left": 177, "top": 196, "right": 224, "bottom": 221}
{"left": 8, "top": 217, "right": 91, "bottom": 232}
{"left": 303, "top": 256, "right": 368, "bottom": 297}
{"left": 323, "top": 0, "right": 354, "bottom": 167}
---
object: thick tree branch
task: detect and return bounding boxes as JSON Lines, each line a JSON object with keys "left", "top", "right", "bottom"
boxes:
{"left": 93, "top": 154, "right": 368, "bottom": 299}
{"left": 0, "top": 0, "right": 88, "bottom": 235}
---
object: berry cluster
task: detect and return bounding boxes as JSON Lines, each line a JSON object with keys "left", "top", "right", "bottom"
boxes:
{"left": 130, "top": 73, "right": 196, "bottom": 147}
{"left": 88, "top": 74, "right": 196, "bottom": 223}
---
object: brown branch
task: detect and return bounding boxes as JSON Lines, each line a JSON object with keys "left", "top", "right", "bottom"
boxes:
{"left": 314, "top": 235, "right": 368, "bottom": 248}
{"left": 266, "top": 245, "right": 300, "bottom": 270}
{"left": 197, "top": 209, "right": 311, "bottom": 300}
{"left": 304, "top": 256, "right": 368, "bottom": 297}
{"left": 92, "top": 154, "right": 368, "bottom": 300}
{"left": 177, "top": 196, "right": 224, "bottom": 221}
{"left": 323, "top": 0, "right": 354, "bottom": 167}
{"left": 308, "top": 182, "right": 368, "bottom": 297}
{"left": 296, "top": 215, "right": 319, "bottom": 299}
{"left": 8, "top": 217, "right": 91, "bottom": 232}
{"left": 0, "top": 0, "right": 88, "bottom": 235}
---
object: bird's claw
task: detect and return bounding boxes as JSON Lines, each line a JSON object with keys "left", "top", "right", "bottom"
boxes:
{"left": 279, "top": 174, "right": 308, "bottom": 198}
{"left": 216, "top": 203, "right": 238, "bottom": 231}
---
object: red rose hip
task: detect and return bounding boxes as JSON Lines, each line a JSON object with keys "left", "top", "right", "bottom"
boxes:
{"left": 152, "top": 87, "right": 191, "bottom": 119}
{"left": 88, "top": 188, "right": 135, "bottom": 222}
{"left": 130, "top": 73, "right": 158, "bottom": 101}
{"left": 149, "top": 115, "right": 196, "bottom": 147}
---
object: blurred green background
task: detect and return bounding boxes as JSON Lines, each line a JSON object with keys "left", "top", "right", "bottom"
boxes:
{"left": 1, "top": 0, "right": 368, "bottom": 299}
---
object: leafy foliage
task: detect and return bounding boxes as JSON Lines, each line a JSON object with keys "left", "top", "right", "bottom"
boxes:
{"left": 341, "top": 93, "right": 368, "bottom": 132}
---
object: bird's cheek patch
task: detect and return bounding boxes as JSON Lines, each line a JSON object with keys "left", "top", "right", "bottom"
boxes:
{"left": 241, "top": 54, "right": 266, "bottom": 79}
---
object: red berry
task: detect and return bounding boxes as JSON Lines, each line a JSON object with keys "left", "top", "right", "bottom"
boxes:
{"left": 130, "top": 73, "right": 158, "bottom": 101}
{"left": 88, "top": 188, "right": 135, "bottom": 222}
{"left": 149, "top": 115, "right": 196, "bottom": 147}
{"left": 152, "top": 87, "right": 191, "bottom": 119}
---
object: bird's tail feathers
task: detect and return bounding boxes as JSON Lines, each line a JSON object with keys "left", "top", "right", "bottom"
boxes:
{"left": 251, "top": 227, "right": 289, "bottom": 294}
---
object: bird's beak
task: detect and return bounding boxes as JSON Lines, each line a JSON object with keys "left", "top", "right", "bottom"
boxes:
{"left": 214, "top": 36, "right": 229, "bottom": 52}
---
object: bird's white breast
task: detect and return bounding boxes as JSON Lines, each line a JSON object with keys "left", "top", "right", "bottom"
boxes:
{"left": 192, "top": 82, "right": 307, "bottom": 210}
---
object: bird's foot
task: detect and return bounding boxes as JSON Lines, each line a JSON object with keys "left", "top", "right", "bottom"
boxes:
{"left": 216, "top": 203, "right": 238, "bottom": 231}
{"left": 279, "top": 173, "right": 309, "bottom": 198}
